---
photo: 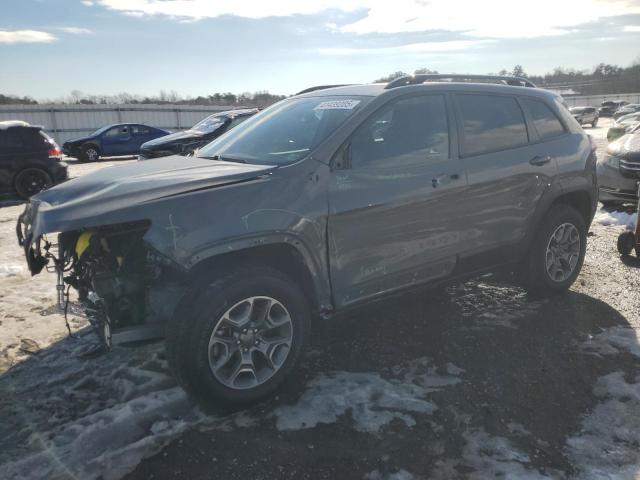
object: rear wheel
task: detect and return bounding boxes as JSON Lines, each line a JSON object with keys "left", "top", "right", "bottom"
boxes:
{"left": 81, "top": 145, "right": 100, "bottom": 162}
{"left": 522, "top": 204, "right": 586, "bottom": 296}
{"left": 166, "top": 265, "right": 310, "bottom": 408}
{"left": 617, "top": 231, "right": 636, "bottom": 256}
{"left": 14, "top": 168, "right": 52, "bottom": 198}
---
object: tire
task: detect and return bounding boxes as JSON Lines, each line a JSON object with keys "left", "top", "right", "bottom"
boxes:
{"left": 592, "top": 118, "right": 598, "bottom": 128}
{"left": 166, "top": 264, "right": 310, "bottom": 408}
{"left": 81, "top": 144, "right": 100, "bottom": 162}
{"left": 14, "top": 168, "right": 52, "bottom": 198}
{"left": 617, "top": 231, "right": 636, "bottom": 256}
{"left": 522, "top": 204, "right": 587, "bottom": 296}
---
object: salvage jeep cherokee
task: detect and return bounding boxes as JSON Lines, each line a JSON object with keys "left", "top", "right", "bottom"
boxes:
{"left": 16, "top": 75, "right": 597, "bottom": 406}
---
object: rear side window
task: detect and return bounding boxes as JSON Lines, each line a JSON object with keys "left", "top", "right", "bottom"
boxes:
{"left": 132, "top": 125, "right": 151, "bottom": 135}
{"left": 350, "top": 95, "right": 449, "bottom": 169}
{"left": 0, "top": 130, "right": 23, "bottom": 150}
{"left": 521, "top": 98, "right": 565, "bottom": 140}
{"left": 456, "top": 94, "right": 528, "bottom": 156}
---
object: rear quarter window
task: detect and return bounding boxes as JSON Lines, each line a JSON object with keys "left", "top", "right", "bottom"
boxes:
{"left": 456, "top": 94, "right": 528, "bottom": 157}
{"left": 521, "top": 98, "right": 566, "bottom": 140}
{"left": 0, "top": 130, "right": 23, "bottom": 150}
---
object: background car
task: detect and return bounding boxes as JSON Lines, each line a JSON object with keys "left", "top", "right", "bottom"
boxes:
{"left": 607, "top": 112, "right": 640, "bottom": 142}
{"left": 613, "top": 103, "right": 640, "bottom": 119}
{"left": 598, "top": 100, "right": 629, "bottom": 117}
{"left": 138, "top": 108, "right": 259, "bottom": 160}
{"left": 0, "top": 120, "right": 68, "bottom": 198}
{"left": 62, "top": 123, "right": 170, "bottom": 162}
{"left": 598, "top": 122, "right": 640, "bottom": 206}
{"left": 569, "top": 106, "right": 599, "bottom": 127}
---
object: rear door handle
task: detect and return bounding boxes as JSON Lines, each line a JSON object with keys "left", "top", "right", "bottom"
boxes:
{"left": 530, "top": 155, "right": 552, "bottom": 166}
{"left": 432, "top": 173, "right": 460, "bottom": 188}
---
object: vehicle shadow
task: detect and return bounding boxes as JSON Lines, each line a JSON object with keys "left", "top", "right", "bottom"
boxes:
{"left": 1, "top": 279, "right": 639, "bottom": 479}
{"left": 621, "top": 254, "right": 640, "bottom": 268}
{"left": 130, "top": 279, "right": 640, "bottom": 479}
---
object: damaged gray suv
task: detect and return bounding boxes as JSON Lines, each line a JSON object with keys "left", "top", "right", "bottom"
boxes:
{"left": 17, "top": 75, "right": 597, "bottom": 406}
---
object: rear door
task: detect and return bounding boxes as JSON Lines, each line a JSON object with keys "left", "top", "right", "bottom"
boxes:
{"left": 328, "top": 93, "right": 468, "bottom": 307}
{"left": 453, "top": 93, "right": 557, "bottom": 265}
{"left": 130, "top": 125, "right": 157, "bottom": 154}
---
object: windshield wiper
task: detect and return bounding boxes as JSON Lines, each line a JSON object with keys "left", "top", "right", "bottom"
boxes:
{"left": 198, "top": 154, "right": 246, "bottom": 164}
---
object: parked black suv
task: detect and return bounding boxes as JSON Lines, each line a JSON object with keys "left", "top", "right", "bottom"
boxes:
{"left": 599, "top": 100, "right": 628, "bottom": 117}
{"left": 138, "top": 109, "right": 258, "bottom": 160}
{"left": 1, "top": 121, "right": 68, "bottom": 198}
{"left": 17, "top": 75, "right": 597, "bottom": 406}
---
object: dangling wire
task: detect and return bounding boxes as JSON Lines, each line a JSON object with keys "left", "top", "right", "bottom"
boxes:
{"left": 63, "top": 283, "right": 78, "bottom": 339}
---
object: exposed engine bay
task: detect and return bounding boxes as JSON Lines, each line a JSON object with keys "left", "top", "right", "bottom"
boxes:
{"left": 18, "top": 215, "right": 186, "bottom": 347}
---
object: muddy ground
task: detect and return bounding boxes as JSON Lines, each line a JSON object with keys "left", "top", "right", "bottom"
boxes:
{"left": 1, "top": 119, "right": 640, "bottom": 479}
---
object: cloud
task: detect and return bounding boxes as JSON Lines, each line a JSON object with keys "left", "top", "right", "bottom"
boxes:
{"left": 0, "top": 30, "right": 57, "bottom": 44}
{"left": 58, "top": 27, "right": 93, "bottom": 34}
{"left": 91, "top": 0, "right": 640, "bottom": 39}
{"left": 624, "top": 25, "right": 640, "bottom": 32}
{"left": 319, "top": 40, "right": 493, "bottom": 56}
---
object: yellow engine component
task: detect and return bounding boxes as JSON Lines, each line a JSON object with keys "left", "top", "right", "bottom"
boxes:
{"left": 75, "top": 231, "right": 96, "bottom": 258}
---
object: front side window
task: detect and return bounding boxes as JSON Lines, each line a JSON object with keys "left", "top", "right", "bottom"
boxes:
{"left": 521, "top": 98, "right": 565, "bottom": 140}
{"left": 198, "top": 96, "right": 370, "bottom": 165}
{"left": 350, "top": 95, "right": 449, "bottom": 169}
{"left": 104, "top": 126, "right": 128, "bottom": 137}
{"left": 457, "top": 94, "right": 528, "bottom": 156}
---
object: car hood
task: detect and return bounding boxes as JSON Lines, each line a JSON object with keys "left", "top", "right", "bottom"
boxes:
{"left": 26, "top": 156, "right": 277, "bottom": 236}
{"left": 609, "top": 133, "right": 640, "bottom": 161}
{"left": 63, "top": 135, "right": 94, "bottom": 146}
{"left": 141, "top": 129, "right": 206, "bottom": 149}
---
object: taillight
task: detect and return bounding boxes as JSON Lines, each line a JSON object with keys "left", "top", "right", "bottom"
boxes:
{"left": 48, "top": 147, "right": 61, "bottom": 157}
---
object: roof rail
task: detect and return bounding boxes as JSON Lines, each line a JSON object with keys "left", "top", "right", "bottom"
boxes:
{"left": 295, "top": 84, "right": 354, "bottom": 95}
{"left": 385, "top": 74, "right": 537, "bottom": 89}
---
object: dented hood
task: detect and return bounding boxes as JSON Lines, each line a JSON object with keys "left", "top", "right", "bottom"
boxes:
{"left": 26, "top": 155, "right": 276, "bottom": 236}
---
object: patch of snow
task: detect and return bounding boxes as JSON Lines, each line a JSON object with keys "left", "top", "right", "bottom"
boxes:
{"left": 593, "top": 208, "right": 637, "bottom": 228}
{"left": 432, "top": 428, "right": 552, "bottom": 480}
{"left": 0, "top": 335, "right": 207, "bottom": 480}
{"left": 272, "top": 358, "right": 463, "bottom": 433}
{"left": 566, "top": 372, "right": 640, "bottom": 480}
{"left": 364, "top": 468, "right": 417, "bottom": 480}
{"left": 582, "top": 326, "right": 640, "bottom": 358}
{"left": 0, "top": 265, "right": 25, "bottom": 277}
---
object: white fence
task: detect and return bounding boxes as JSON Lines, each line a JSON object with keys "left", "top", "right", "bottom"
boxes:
{"left": 0, "top": 104, "right": 235, "bottom": 145}
{"left": 562, "top": 93, "right": 640, "bottom": 107}
{"left": 2, "top": 93, "right": 640, "bottom": 145}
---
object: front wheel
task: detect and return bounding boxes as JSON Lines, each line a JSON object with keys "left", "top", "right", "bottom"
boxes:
{"left": 166, "top": 265, "right": 310, "bottom": 408}
{"left": 14, "top": 168, "right": 52, "bottom": 198}
{"left": 81, "top": 145, "right": 100, "bottom": 162}
{"left": 617, "top": 231, "right": 636, "bottom": 256}
{"left": 521, "top": 204, "right": 587, "bottom": 296}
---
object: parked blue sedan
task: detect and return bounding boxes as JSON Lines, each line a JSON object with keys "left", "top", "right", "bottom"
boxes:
{"left": 62, "top": 123, "right": 170, "bottom": 162}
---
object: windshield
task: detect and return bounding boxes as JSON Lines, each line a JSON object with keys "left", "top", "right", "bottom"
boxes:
{"left": 90, "top": 125, "right": 112, "bottom": 136}
{"left": 191, "top": 115, "right": 226, "bottom": 134}
{"left": 198, "top": 95, "right": 370, "bottom": 165}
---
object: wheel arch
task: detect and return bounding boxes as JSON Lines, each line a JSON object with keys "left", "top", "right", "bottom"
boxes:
{"left": 186, "top": 239, "right": 332, "bottom": 316}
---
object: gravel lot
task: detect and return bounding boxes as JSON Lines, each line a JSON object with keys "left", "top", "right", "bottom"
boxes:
{"left": 1, "top": 118, "right": 640, "bottom": 480}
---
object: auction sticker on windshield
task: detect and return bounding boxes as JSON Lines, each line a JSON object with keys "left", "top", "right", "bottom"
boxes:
{"left": 314, "top": 99, "right": 361, "bottom": 110}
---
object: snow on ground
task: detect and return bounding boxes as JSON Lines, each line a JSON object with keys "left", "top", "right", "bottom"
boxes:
{"left": 566, "top": 326, "right": 640, "bottom": 480}
{"left": 272, "top": 357, "right": 461, "bottom": 433}
{"left": 0, "top": 334, "right": 207, "bottom": 480}
{"left": 593, "top": 207, "right": 637, "bottom": 228}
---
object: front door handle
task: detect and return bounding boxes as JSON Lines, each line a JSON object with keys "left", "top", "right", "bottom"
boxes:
{"left": 432, "top": 173, "right": 460, "bottom": 188}
{"left": 530, "top": 155, "right": 552, "bottom": 166}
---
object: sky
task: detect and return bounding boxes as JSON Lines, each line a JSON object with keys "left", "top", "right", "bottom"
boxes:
{"left": 1, "top": 0, "right": 640, "bottom": 100}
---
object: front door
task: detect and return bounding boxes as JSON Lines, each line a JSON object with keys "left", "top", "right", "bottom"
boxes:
{"left": 328, "top": 94, "right": 468, "bottom": 308}
{"left": 101, "top": 125, "right": 132, "bottom": 155}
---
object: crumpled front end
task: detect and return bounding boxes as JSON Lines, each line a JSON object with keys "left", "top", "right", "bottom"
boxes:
{"left": 17, "top": 201, "right": 187, "bottom": 347}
